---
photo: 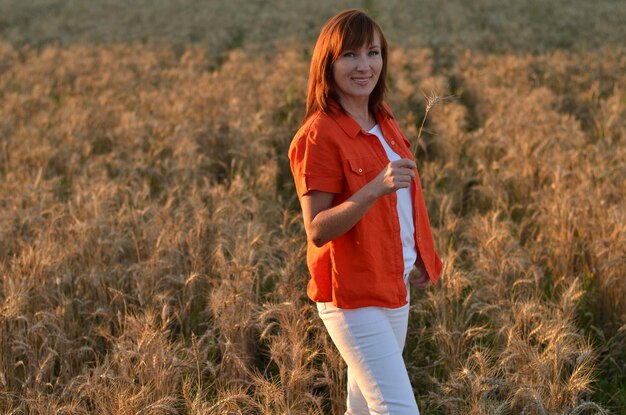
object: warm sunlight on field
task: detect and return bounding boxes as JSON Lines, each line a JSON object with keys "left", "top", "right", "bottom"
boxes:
{"left": 0, "top": 1, "right": 625, "bottom": 414}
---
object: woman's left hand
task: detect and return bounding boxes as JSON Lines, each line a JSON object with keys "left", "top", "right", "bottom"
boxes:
{"left": 411, "top": 271, "right": 431, "bottom": 289}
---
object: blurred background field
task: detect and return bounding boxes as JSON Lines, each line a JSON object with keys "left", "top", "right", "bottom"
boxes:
{"left": 0, "top": 1, "right": 625, "bottom": 414}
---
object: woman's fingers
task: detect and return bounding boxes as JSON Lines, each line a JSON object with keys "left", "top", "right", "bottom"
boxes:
{"left": 388, "top": 159, "right": 416, "bottom": 188}
{"left": 390, "top": 158, "right": 417, "bottom": 169}
{"left": 370, "top": 158, "right": 417, "bottom": 196}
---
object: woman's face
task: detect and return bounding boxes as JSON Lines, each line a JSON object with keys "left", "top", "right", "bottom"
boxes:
{"left": 332, "top": 31, "right": 383, "bottom": 104}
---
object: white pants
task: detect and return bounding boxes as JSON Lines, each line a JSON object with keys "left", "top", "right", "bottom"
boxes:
{"left": 317, "top": 275, "right": 419, "bottom": 415}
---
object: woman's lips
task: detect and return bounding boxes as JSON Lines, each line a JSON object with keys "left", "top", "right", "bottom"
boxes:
{"left": 351, "top": 77, "right": 371, "bottom": 86}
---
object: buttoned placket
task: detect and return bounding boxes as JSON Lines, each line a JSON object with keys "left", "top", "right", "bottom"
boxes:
{"left": 361, "top": 127, "right": 409, "bottom": 293}
{"left": 361, "top": 127, "right": 401, "bottom": 231}
{"left": 379, "top": 124, "right": 425, "bottom": 281}
{"left": 380, "top": 122, "right": 424, "bottom": 254}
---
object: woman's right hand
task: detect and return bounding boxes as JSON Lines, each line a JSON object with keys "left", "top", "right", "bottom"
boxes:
{"left": 369, "top": 158, "right": 416, "bottom": 197}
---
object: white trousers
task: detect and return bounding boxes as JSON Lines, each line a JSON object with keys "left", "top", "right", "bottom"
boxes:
{"left": 317, "top": 276, "right": 419, "bottom": 415}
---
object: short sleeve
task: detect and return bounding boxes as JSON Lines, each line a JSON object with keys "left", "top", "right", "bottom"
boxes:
{"left": 289, "top": 124, "right": 344, "bottom": 198}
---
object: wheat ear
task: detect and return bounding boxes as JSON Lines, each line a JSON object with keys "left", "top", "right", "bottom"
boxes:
{"left": 416, "top": 91, "right": 451, "bottom": 156}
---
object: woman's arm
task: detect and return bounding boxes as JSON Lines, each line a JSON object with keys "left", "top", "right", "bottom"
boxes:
{"left": 302, "top": 158, "right": 417, "bottom": 247}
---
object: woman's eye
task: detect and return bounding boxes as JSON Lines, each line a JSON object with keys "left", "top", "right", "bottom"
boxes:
{"left": 344, "top": 52, "right": 355, "bottom": 57}
{"left": 369, "top": 50, "right": 380, "bottom": 56}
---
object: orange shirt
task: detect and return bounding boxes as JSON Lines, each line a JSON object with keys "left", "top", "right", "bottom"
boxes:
{"left": 289, "top": 99, "right": 442, "bottom": 309}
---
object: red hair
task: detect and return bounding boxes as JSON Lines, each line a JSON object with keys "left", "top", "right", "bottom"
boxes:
{"left": 305, "top": 9, "right": 389, "bottom": 121}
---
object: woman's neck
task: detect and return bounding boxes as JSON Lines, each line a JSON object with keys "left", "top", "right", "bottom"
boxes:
{"left": 338, "top": 96, "right": 375, "bottom": 130}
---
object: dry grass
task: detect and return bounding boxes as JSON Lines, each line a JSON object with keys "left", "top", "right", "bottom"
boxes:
{"left": 1, "top": 1, "right": 625, "bottom": 414}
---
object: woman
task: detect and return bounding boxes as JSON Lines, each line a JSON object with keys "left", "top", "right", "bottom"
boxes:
{"left": 288, "top": 9, "right": 442, "bottom": 415}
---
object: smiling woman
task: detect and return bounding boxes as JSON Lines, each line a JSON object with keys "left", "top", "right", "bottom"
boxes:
{"left": 289, "top": 9, "right": 443, "bottom": 415}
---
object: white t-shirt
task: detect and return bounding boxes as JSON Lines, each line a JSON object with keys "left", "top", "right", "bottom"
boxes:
{"left": 367, "top": 124, "right": 417, "bottom": 275}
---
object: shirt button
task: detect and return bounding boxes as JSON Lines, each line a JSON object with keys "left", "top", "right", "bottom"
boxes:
{"left": 391, "top": 140, "right": 395, "bottom": 145}
{"left": 358, "top": 168, "right": 363, "bottom": 174}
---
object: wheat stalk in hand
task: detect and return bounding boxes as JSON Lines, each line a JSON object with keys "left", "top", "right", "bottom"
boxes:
{"left": 416, "top": 91, "right": 451, "bottom": 157}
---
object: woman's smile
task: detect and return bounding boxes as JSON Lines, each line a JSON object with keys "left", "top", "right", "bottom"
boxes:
{"left": 351, "top": 76, "right": 373, "bottom": 86}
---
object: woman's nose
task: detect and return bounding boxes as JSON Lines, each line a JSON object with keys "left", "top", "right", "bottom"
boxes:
{"left": 355, "top": 55, "right": 369, "bottom": 70}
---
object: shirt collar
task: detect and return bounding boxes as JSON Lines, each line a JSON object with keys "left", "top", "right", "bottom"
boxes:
{"left": 326, "top": 97, "right": 393, "bottom": 138}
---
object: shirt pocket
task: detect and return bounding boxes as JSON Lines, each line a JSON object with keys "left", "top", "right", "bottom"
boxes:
{"left": 345, "top": 156, "right": 383, "bottom": 192}
{"left": 347, "top": 156, "right": 382, "bottom": 176}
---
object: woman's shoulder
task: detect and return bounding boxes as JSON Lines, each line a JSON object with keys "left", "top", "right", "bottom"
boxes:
{"left": 288, "top": 110, "right": 344, "bottom": 166}
{"left": 308, "top": 108, "right": 346, "bottom": 130}
{"left": 292, "top": 110, "right": 344, "bottom": 145}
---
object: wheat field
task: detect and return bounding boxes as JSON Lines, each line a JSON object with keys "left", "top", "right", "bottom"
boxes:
{"left": 0, "top": 1, "right": 625, "bottom": 414}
